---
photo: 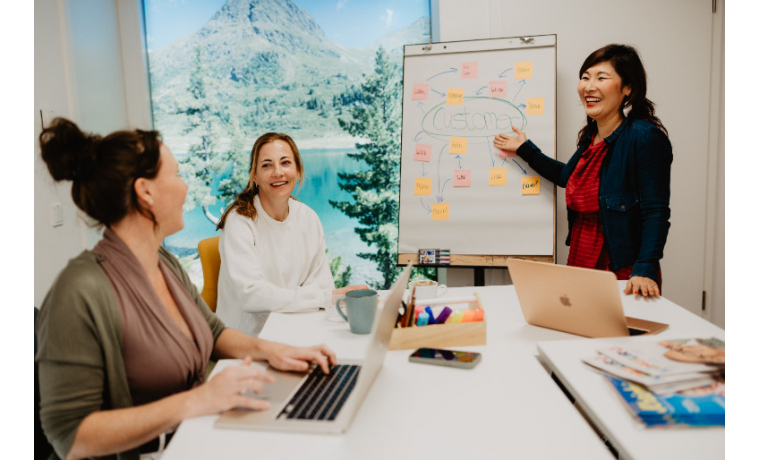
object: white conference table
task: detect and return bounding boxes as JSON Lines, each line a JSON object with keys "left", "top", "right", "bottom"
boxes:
{"left": 538, "top": 289, "right": 725, "bottom": 460}
{"left": 162, "top": 283, "right": 723, "bottom": 460}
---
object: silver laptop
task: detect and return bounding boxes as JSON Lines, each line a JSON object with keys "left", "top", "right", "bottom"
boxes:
{"left": 214, "top": 263, "right": 413, "bottom": 434}
{"left": 506, "top": 259, "right": 668, "bottom": 338}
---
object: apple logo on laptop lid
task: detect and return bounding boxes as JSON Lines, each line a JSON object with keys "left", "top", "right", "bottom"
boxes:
{"left": 560, "top": 295, "right": 572, "bottom": 307}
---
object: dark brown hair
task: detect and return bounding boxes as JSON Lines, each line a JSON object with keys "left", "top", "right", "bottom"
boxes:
{"left": 577, "top": 44, "right": 668, "bottom": 146}
{"left": 216, "top": 132, "right": 304, "bottom": 229}
{"left": 38, "top": 117, "right": 162, "bottom": 227}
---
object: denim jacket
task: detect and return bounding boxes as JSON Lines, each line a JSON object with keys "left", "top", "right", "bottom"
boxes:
{"left": 516, "top": 118, "right": 673, "bottom": 281}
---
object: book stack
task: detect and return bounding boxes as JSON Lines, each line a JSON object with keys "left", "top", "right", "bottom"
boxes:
{"left": 583, "top": 338, "right": 725, "bottom": 427}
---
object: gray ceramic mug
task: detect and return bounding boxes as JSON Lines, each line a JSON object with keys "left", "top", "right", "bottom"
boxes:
{"left": 335, "top": 289, "right": 378, "bottom": 334}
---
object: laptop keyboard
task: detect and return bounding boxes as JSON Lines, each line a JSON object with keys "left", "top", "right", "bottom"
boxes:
{"left": 277, "top": 364, "right": 361, "bottom": 421}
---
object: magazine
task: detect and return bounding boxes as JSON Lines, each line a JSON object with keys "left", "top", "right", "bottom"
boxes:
{"left": 583, "top": 354, "right": 719, "bottom": 394}
{"left": 596, "top": 338, "right": 724, "bottom": 377}
{"left": 605, "top": 375, "right": 725, "bottom": 427}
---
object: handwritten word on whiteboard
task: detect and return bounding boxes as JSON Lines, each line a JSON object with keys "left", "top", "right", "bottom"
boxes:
{"left": 522, "top": 176, "right": 541, "bottom": 195}
{"left": 432, "top": 202, "right": 450, "bottom": 221}
{"left": 414, "top": 178, "right": 433, "bottom": 195}
{"left": 414, "top": 144, "right": 432, "bottom": 162}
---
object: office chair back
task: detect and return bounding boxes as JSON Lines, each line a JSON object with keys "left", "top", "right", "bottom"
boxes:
{"left": 198, "top": 236, "right": 221, "bottom": 312}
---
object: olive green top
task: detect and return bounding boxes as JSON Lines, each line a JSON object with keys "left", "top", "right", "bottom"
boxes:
{"left": 35, "top": 246, "right": 226, "bottom": 460}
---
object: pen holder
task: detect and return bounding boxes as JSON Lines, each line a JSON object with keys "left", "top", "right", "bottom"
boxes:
{"left": 389, "top": 293, "right": 487, "bottom": 350}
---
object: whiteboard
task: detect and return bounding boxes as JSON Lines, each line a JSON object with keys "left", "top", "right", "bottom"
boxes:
{"left": 397, "top": 35, "right": 556, "bottom": 265}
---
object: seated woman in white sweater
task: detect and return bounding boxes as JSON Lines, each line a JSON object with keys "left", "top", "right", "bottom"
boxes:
{"left": 215, "top": 132, "right": 367, "bottom": 336}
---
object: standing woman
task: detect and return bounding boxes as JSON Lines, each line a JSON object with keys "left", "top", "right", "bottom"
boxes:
{"left": 215, "top": 133, "right": 367, "bottom": 337}
{"left": 36, "top": 119, "right": 336, "bottom": 460}
{"left": 494, "top": 44, "right": 672, "bottom": 297}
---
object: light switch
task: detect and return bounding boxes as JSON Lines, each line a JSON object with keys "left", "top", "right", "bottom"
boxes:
{"left": 50, "top": 203, "right": 63, "bottom": 227}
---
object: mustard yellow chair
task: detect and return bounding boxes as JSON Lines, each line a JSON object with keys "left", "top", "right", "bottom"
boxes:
{"left": 197, "top": 236, "right": 221, "bottom": 312}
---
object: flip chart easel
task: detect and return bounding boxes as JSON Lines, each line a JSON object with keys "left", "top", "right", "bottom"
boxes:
{"left": 397, "top": 35, "right": 557, "bottom": 269}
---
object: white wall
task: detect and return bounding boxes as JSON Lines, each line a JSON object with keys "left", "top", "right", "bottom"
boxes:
{"left": 34, "top": 0, "right": 150, "bottom": 306}
{"left": 435, "top": 0, "right": 725, "bottom": 327}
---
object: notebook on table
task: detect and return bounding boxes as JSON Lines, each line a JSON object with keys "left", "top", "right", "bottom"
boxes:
{"left": 506, "top": 259, "right": 668, "bottom": 338}
{"left": 214, "top": 263, "right": 413, "bottom": 434}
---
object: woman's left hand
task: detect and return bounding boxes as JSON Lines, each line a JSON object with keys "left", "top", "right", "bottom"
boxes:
{"left": 623, "top": 276, "right": 660, "bottom": 297}
{"left": 261, "top": 341, "right": 337, "bottom": 374}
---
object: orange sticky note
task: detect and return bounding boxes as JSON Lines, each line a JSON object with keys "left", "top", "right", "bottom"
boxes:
{"left": 489, "top": 81, "right": 507, "bottom": 98}
{"left": 526, "top": 97, "right": 545, "bottom": 115}
{"left": 489, "top": 168, "right": 507, "bottom": 186}
{"left": 449, "top": 137, "right": 467, "bottom": 154}
{"left": 522, "top": 176, "right": 541, "bottom": 195}
{"left": 432, "top": 202, "right": 449, "bottom": 221}
{"left": 414, "top": 178, "right": 432, "bottom": 195}
{"left": 413, "top": 144, "right": 432, "bottom": 162}
{"left": 446, "top": 88, "right": 464, "bottom": 105}
{"left": 515, "top": 61, "right": 533, "bottom": 79}
{"left": 462, "top": 62, "right": 478, "bottom": 79}
{"left": 412, "top": 84, "right": 429, "bottom": 100}
{"left": 453, "top": 170, "right": 471, "bottom": 187}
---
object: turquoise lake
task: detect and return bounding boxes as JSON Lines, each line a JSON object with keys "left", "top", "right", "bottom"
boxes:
{"left": 164, "top": 149, "right": 382, "bottom": 286}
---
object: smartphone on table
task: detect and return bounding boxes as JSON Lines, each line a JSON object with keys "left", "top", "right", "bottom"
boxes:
{"left": 409, "top": 348, "right": 481, "bottom": 369}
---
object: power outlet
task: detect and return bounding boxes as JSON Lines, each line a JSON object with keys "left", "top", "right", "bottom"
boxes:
{"left": 50, "top": 203, "right": 63, "bottom": 227}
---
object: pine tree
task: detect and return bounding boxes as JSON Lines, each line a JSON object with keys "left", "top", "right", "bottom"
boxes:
{"left": 330, "top": 47, "right": 402, "bottom": 289}
{"left": 176, "top": 44, "right": 225, "bottom": 224}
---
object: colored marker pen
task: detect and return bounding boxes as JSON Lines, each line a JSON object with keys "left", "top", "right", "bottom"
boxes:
{"left": 424, "top": 306, "right": 436, "bottom": 324}
{"left": 417, "top": 312, "right": 430, "bottom": 326}
{"left": 462, "top": 309, "right": 475, "bottom": 323}
{"left": 472, "top": 308, "right": 484, "bottom": 322}
{"left": 447, "top": 310, "right": 465, "bottom": 324}
{"left": 435, "top": 307, "right": 452, "bottom": 324}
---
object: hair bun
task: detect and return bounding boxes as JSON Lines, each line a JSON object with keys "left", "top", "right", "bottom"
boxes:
{"left": 39, "top": 117, "right": 101, "bottom": 182}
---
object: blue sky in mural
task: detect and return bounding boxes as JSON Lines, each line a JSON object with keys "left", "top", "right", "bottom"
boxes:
{"left": 145, "top": 0, "right": 429, "bottom": 50}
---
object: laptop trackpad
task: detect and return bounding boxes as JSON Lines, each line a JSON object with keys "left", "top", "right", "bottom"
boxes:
{"left": 229, "top": 368, "right": 306, "bottom": 421}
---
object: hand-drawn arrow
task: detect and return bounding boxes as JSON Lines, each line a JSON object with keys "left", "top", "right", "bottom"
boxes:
{"left": 513, "top": 79, "right": 527, "bottom": 102}
{"left": 437, "top": 144, "right": 447, "bottom": 198}
{"left": 499, "top": 68, "right": 513, "bottom": 78}
{"left": 454, "top": 154, "right": 463, "bottom": 169}
{"left": 512, "top": 158, "right": 528, "bottom": 175}
{"left": 417, "top": 101, "right": 425, "bottom": 113}
{"left": 501, "top": 158, "right": 508, "bottom": 167}
{"left": 414, "top": 131, "right": 423, "bottom": 142}
{"left": 430, "top": 88, "right": 446, "bottom": 97}
{"left": 475, "top": 86, "right": 488, "bottom": 95}
{"left": 427, "top": 67, "right": 458, "bottom": 81}
{"left": 517, "top": 103, "right": 526, "bottom": 109}
{"left": 420, "top": 198, "right": 431, "bottom": 214}
{"left": 486, "top": 141, "right": 496, "bottom": 167}
{"left": 421, "top": 162, "right": 428, "bottom": 177}
{"left": 437, "top": 179, "right": 451, "bottom": 203}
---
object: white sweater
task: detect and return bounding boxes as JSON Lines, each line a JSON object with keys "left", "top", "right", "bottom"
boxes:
{"left": 216, "top": 195, "right": 335, "bottom": 336}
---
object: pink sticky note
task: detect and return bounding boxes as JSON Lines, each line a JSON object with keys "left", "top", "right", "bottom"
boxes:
{"left": 412, "top": 84, "right": 429, "bottom": 100}
{"left": 413, "top": 144, "right": 432, "bottom": 162}
{"left": 498, "top": 148, "right": 517, "bottom": 158}
{"left": 462, "top": 62, "right": 478, "bottom": 79}
{"left": 453, "top": 170, "right": 471, "bottom": 187}
{"left": 489, "top": 81, "right": 507, "bottom": 98}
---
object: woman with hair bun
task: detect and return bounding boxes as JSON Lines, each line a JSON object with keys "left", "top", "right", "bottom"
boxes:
{"left": 494, "top": 44, "right": 672, "bottom": 297}
{"left": 35, "top": 118, "right": 337, "bottom": 460}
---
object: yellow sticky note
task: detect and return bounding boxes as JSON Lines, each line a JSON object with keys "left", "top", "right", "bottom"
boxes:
{"left": 432, "top": 202, "right": 449, "bottom": 221}
{"left": 526, "top": 97, "right": 545, "bottom": 115}
{"left": 522, "top": 176, "right": 541, "bottom": 195}
{"left": 414, "top": 178, "right": 432, "bottom": 196}
{"left": 515, "top": 62, "right": 533, "bottom": 79}
{"left": 489, "top": 168, "right": 507, "bottom": 186}
{"left": 446, "top": 88, "right": 464, "bottom": 105}
{"left": 449, "top": 137, "right": 467, "bottom": 154}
